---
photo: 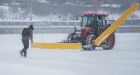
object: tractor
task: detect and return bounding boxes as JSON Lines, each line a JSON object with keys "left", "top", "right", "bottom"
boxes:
{"left": 63, "top": 12, "right": 115, "bottom": 50}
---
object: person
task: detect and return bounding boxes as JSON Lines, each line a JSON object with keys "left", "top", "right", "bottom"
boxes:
{"left": 20, "top": 25, "right": 34, "bottom": 57}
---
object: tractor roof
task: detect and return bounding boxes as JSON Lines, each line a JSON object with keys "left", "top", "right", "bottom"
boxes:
{"left": 83, "top": 12, "right": 107, "bottom": 16}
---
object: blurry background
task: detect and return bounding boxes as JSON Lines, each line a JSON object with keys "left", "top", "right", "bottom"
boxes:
{"left": 0, "top": 0, "right": 140, "bottom": 33}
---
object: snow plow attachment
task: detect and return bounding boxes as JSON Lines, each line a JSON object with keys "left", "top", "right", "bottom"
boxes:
{"left": 31, "top": 3, "right": 139, "bottom": 50}
{"left": 31, "top": 43, "right": 82, "bottom": 50}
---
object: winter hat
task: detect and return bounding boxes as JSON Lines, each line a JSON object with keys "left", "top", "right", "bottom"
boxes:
{"left": 29, "top": 25, "right": 34, "bottom": 30}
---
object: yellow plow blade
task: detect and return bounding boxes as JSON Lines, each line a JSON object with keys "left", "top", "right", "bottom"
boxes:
{"left": 31, "top": 43, "right": 82, "bottom": 50}
{"left": 94, "top": 2, "right": 139, "bottom": 46}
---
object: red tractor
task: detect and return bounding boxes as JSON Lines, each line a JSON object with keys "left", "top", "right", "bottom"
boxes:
{"left": 63, "top": 12, "right": 115, "bottom": 50}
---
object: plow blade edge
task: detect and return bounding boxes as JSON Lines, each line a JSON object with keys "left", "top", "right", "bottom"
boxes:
{"left": 31, "top": 43, "right": 82, "bottom": 50}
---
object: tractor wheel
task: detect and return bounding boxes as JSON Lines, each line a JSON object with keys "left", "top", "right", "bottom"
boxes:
{"left": 83, "top": 34, "right": 96, "bottom": 50}
{"left": 102, "top": 33, "right": 115, "bottom": 50}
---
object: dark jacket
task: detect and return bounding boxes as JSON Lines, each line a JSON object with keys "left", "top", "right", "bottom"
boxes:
{"left": 22, "top": 28, "right": 33, "bottom": 43}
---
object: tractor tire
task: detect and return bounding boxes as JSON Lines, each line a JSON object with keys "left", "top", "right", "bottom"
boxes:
{"left": 83, "top": 34, "right": 96, "bottom": 50}
{"left": 102, "top": 33, "right": 115, "bottom": 50}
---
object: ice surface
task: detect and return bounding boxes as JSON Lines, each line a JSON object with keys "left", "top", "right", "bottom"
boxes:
{"left": 0, "top": 33, "right": 140, "bottom": 75}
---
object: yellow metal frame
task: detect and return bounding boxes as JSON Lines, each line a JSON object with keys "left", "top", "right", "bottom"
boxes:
{"left": 31, "top": 3, "right": 139, "bottom": 49}
{"left": 94, "top": 3, "right": 139, "bottom": 46}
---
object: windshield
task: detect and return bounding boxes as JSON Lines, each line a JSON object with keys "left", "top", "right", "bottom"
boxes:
{"left": 81, "top": 16, "right": 95, "bottom": 27}
{"left": 81, "top": 16, "right": 107, "bottom": 27}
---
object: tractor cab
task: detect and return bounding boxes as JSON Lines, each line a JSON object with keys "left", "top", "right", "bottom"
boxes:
{"left": 81, "top": 13, "right": 107, "bottom": 27}
{"left": 81, "top": 13, "right": 108, "bottom": 37}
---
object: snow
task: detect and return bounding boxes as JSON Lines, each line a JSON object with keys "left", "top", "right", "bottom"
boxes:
{"left": 134, "top": 10, "right": 140, "bottom": 18}
{"left": 0, "top": 25, "right": 75, "bottom": 28}
{"left": 0, "top": 5, "right": 9, "bottom": 10}
{"left": 0, "top": 33, "right": 140, "bottom": 75}
{"left": 37, "top": 0, "right": 49, "bottom": 3}
{"left": 100, "top": 4, "right": 121, "bottom": 8}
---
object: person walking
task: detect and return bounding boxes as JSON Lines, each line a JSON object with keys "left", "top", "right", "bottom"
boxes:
{"left": 20, "top": 25, "right": 34, "bottom": 57}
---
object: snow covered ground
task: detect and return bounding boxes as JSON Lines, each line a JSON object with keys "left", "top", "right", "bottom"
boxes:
{"left": 0, "top": 33, "right": 140, "bottom": 75}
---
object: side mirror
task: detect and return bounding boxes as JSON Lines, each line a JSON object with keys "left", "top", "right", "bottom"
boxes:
{"left": 76, "top": 16, "right": 79, "bottom": 20}
{"left": 75, "top": 15, "right": 81, "bottom": 21}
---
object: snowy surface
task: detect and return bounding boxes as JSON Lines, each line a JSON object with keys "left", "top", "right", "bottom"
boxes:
{"left": 0, "top": 33, "right": 140, "bottom": 75}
